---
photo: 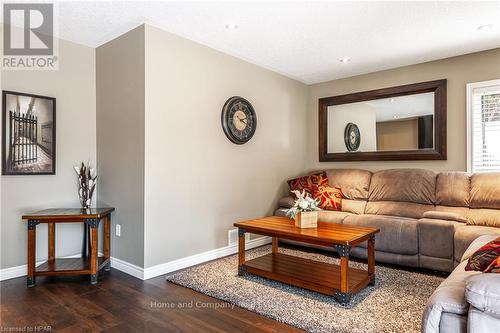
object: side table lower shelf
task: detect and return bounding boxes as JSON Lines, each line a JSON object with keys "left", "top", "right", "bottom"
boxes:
{"left": 35, "top": 256, "right": 110, "bottom": 275}
{"left": 29, "top": 256, "right": 110, "bottom": 286}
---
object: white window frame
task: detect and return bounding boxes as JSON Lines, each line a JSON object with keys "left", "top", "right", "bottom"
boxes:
{"left": 466, "top": 79, "right": 500, "bottom": 173}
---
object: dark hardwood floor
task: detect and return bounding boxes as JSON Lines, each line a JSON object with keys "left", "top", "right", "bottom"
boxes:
{"left": 0, "top": 269, "right": 303, "bottom": 332}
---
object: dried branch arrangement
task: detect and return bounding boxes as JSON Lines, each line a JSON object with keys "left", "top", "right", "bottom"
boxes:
{"left": 74, "top": 162, "right": 97, "bottom": 209}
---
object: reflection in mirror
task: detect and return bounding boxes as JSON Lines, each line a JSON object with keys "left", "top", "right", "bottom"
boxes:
{"left": 327, "top": 92, "right": 434, "bottom": 153}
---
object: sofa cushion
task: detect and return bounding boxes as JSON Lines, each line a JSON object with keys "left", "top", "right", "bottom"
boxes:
{"left": 454, "top": 226, "right": 500, "bottom": 263}
{"left": 343, "top": 214, "right": 418, "bottom": 254}
{"left": 465, "top": 274, "right": 500, "bottom": 319}
{"left": 341, "top": 199, "right": 366, "bottom": 215}
{"left": 278, "top": 196, "right": 295, "bottom": 208}
{"left": 275, "top": 208, "right": 288, "bottom": 217}
{"left": 317, "top": 210, "right": 352, "bottom": 224}
{"left": 325, "top": 169, "right": 372, "bottom": 200}
{"left": 365, "top": 201, "right": 434, "bottom": 219}
{"left": 423, "top": 211, "right": 467, "bottom": 223}
{"left": 467, "top": 208, "right": 500, "bottom": 227}
{"left": 435, "top": 172, "right": 470, "bottom": 207}
{"left": 435, "top": 205, "right": 469, "bottom": 222}
{"left": 369, "top": 168, "right": 436, "bottom": 204}
{"left": 470, "top": 173, "right": 500, "bottom": 209}
{"left": 421, "top": 261, "right": 481, "bottom": 333}
{"left": 465, "top": 237, "right": 500, "bottom": 272}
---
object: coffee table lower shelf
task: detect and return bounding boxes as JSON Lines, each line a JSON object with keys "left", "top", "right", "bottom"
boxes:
{"left": 240, "top": 253, "right": 371, "bottom": 303}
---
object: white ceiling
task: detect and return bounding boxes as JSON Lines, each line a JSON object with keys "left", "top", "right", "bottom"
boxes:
{"left": 10, "top": 1, "right": 500, "bottom": 84}
{"left": 367, "top": 92, "right": 434, "bottom": 122}
{"left": 327, "top": 92, "right": 434, "bottom": 122}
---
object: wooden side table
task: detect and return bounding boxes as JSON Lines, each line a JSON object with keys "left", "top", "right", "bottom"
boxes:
{"left": 22, "top": 208, "right": 115, "bottom": 287}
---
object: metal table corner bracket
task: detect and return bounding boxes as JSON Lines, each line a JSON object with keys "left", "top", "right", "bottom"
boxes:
{"left": 238, "top": 228, "right": 246, "bottom": 237}
{"left": 238, "top": 266, "right": 246, "bottom": 275}
{"left": 333, "top": 244, "right": 351, "bottom": 258}
{"left": 85, "top": 218, "right": 99, "bottom": 228}
{"left": 333, "top": 291, "right": 352, "bottom": 306}
{"left": 27, "top": 220, "right": 40, "bottom": 230}
{"left": 27, "top": 276, "right": 36, "bottom": 287}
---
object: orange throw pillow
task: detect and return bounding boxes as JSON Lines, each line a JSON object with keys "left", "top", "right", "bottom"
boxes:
{"left": 313, "top": 186, "right": 342, "bottom": 211}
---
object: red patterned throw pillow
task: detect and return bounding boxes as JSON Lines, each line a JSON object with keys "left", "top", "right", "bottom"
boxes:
{"left": 485, "top": 256, "right": 500, "bottom": 273}
{"left": 313, "top": 185, "right": 342, "bottom": 211}
{"left": 288, "top": 172, "right": 328, "bottom": 196}
{"left": 465, "top": 237, "right": 500, "bottom": 272}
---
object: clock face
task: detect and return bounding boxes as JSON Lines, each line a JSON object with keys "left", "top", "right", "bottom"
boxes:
{"left": 221, "top": 96, "right": 257, "bottom": 144}
{"left": 344, "top": 123, "right": 361, "bottom": 152}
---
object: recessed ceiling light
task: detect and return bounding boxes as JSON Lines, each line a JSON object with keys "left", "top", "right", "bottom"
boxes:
{"left": 339, "top": 57, "right": 351, "bottom": 63}
{"left": 393, "top": 115, "right": 400, "bottom": 119}
{"left": 225, "top": 23, "right": 239, "bottom": 30}
{"left": 477, "top": 24, "right": 493, "bottom": 31}
{"left": 389, "top": 98, "right": 395, "bottom": 103}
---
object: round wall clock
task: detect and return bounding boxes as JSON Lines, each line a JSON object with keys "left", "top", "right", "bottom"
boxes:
{"left": 344, "top": 122, "right": 361, "bottom": 152}
{"left": 221, "top": 96, "right": 257, "bottom": 144}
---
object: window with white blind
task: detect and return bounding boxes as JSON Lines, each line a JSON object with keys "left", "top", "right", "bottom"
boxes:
{"left": 467, "top": 79, "right": 500, "bottom": 172}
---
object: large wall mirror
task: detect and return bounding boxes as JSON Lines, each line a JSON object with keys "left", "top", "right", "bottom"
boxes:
{"left": 319, "top": 79, "right": 447, "bottom": 161}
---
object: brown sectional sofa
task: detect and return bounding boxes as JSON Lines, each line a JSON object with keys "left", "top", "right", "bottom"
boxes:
{"left": 275, "top": 168, "right": 500, "bottom": 273}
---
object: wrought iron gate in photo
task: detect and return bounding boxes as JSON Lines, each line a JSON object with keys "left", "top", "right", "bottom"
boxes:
{"left": 9, "top": 111, "right": 38, "bottom": 166}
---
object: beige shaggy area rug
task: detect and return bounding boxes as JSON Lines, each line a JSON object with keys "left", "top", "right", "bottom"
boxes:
{"left": 166, "top": 245, "right": 445, "bottom": 333}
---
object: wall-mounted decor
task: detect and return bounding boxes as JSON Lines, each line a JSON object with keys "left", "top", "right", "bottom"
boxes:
{"left": 221, "top": 96, "right": 257, "bottom": 144}
{"left": 318, "top": 79, "right": 447, "bottom": 161}
{"left": 2, "top": 91, "right": 56, "bottom": 175}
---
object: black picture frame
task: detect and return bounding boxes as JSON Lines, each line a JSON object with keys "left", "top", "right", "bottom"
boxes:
{"left": 2, "top": 90, "right": 56, "bottom": 175}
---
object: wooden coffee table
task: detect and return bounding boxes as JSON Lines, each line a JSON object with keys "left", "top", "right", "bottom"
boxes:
{"left": 234, "top": 216, "right": 379, "bottom": 305}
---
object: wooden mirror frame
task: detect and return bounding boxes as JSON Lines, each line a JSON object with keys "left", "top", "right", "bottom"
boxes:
{"left": 319, "top": 79, "right": 447, "bottom": 161}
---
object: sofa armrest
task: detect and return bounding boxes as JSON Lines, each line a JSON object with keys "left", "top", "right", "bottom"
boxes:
{"left": 465, "top": 274, "right": 500, "bottom": 319}
{"left": 278, "top": 196, "right": 295, "bottom": 209}
{"left": 423, "top": 211, "right": 467, "bottom": 223}
{"left": 418, "top": 218, "right": 458, "bottom": 263}
{"left": 461, "top": 234, "right": 500, "bottom": 262}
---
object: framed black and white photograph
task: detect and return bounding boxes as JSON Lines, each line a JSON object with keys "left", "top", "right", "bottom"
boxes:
{"left": 2, "top": 91, "right": 56, "bottom": 175}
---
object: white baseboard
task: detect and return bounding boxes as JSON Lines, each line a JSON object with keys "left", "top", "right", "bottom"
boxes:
{"left": 143, "top": 236, "right": 271, "bottom": 280}
{"left": 110, "top": 256, "right": 144, "bottom": 280}
{"left": 0, "top": 237, "right": 271, "bottom": 282}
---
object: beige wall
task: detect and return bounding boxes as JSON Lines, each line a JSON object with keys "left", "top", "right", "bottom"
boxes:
{"left": 96, "top": 26, "right": 145, "bottom": 267}
{"left": 328, "top": 104, "right": 377, "bottom": 152}
{"left": 376, "top": 119, "right": 418, "bottom": 151}
{"left": 143, "top": 25, "right": 309, "bottom": 267}
{"left": 308, "top": 48, "right": 500, "bottom": 172}
{"left": 1, "top": 38, "right": 96, "bottom": 269}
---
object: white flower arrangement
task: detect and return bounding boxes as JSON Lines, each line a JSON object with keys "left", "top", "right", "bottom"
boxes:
{"left": 286, "top": 189, "right": 321, "bottom": 219}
